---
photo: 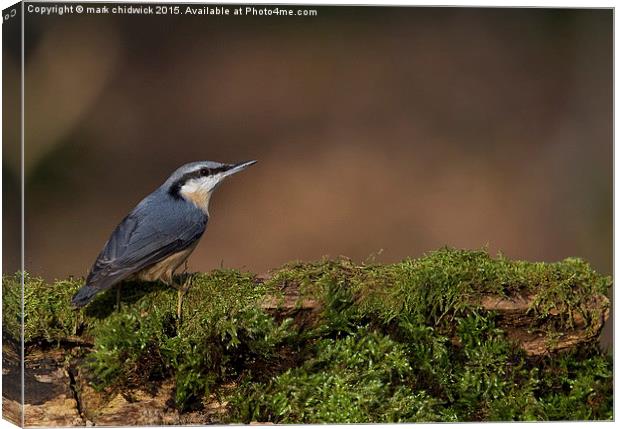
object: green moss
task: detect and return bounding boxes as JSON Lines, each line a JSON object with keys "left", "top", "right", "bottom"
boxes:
{"left": 4, "top": 248, "right": 613, "bottom": 421}
{"left": 231, "top": 312, "right": 612, "bottom": 422}
{"left": 3, "top": 272, "right": 84, "bottom": 344}
{"left": 2, "top": 272, "right": 22, "bottom": 343}
{"left": 537, "top": 348, "right": 613, "bottom": 420}
{"left": 230, "top": 330, "right": 441, "bottom": 423}
{"left": 262, "top": 249, "right": 610, "bottom": 353}
{"left": 86, "top": 270, "right": 294, "bottom": 409}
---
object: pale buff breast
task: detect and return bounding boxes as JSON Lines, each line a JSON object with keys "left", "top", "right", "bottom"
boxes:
{"left": 135, "top": 241, "right": 198, "bottom": 284}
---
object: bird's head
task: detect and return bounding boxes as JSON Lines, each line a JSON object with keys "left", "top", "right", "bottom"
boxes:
{"left": 165, "top": 160, "right": 257, "bottom": 214}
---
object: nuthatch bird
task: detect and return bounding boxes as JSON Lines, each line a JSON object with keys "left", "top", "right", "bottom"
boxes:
{"left": 71, "top": 160, "right": 257, "bottom": 318}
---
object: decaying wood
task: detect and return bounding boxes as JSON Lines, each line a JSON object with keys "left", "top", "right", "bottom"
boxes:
{"left": 2, "top": 348, "right": 85, "bottom": 427}
{"left": 9, "top": 348, "right": 230, "bottom": 427}
{"left": 479, "top": 293, "right": 609, "bottom": 355}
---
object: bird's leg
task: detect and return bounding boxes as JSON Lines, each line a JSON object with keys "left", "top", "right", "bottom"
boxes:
{"left": 175, "top": 264, "right": 193, "bottom": 323}
{"left": 176, "top": 278, "right": 192, "bottom": 323}
{"left": 116, "top": 283, "right": 122, "bottom": 312}
{"left": 177, "top": 287, "right": 184, "bottom": 322}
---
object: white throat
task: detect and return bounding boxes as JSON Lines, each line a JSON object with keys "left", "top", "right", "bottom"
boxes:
{"left": 179, "top": 176, "right": 219, "bottom": 215}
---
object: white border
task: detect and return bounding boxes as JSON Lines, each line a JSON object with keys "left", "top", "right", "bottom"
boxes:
{"left": 0, "top": 1, "right": 615, "bottom": 429}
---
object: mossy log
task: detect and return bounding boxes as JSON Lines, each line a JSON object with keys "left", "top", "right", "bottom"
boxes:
{"left": 2, "top": 248, "right": 613, "bottom": 425}
{"left": 260, "top": 278, "right": 609, "bottom": 357}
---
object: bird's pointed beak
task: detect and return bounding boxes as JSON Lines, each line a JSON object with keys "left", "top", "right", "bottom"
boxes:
{"left": 223, "top": 160, "right": 257, "bottom": 178}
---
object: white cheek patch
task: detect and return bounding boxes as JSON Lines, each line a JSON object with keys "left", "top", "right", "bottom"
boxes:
{"left": 180, "top": 176, "right": 222, "bottom": 214}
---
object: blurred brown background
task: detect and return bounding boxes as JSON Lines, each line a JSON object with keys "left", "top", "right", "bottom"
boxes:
{"left": 3, "top": 7, "right": 612, "bottom": 320}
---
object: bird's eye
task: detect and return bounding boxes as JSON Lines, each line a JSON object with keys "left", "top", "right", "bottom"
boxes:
{"left": 200, "top": 168, "right": 211, "bottom": 176}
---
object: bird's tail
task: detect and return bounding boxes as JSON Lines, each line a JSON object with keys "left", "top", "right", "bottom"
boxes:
{"left": 71, "top": 284, "right": 101, "bottom": 308}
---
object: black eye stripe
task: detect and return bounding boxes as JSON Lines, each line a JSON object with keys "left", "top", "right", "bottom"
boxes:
{"left": 197, "top": 166, "right": 229, "bottom": 177}
{"left": 168, "top": 165, "right": 233, "bottom": 198}
{"left": 183, "top": 166, "right": 228, "bottom": 183}
{"left": 210, "top": 166, "right": 229, "bottom": 175}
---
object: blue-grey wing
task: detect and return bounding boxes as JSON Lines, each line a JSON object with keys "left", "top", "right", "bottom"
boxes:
{"left": 84, "top": 195, "right": 207, "bottom": 293}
